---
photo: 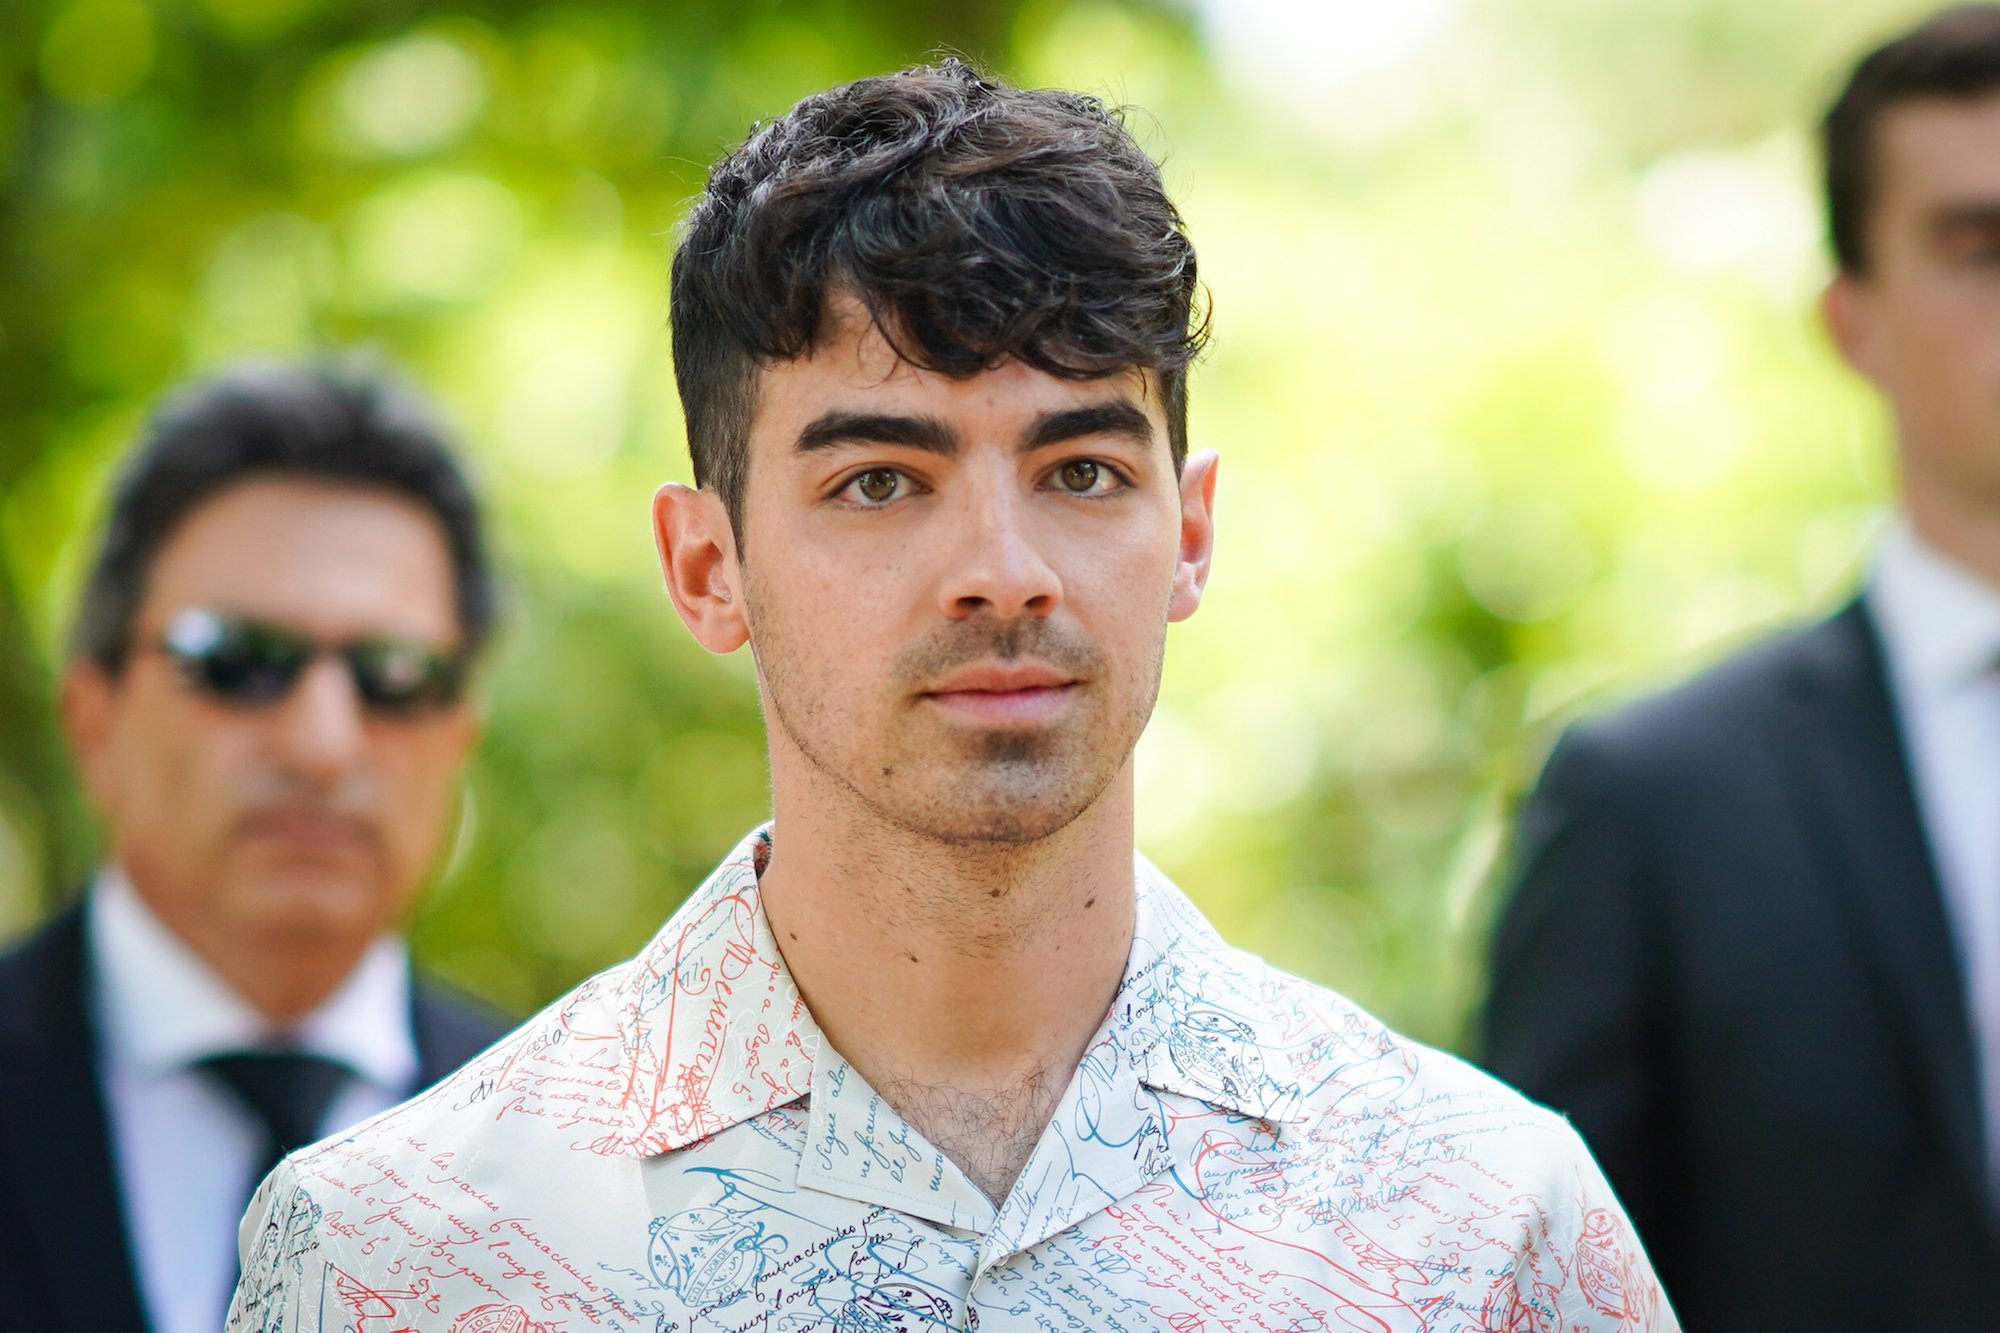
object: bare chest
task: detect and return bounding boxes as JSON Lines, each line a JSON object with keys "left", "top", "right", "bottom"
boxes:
{"left": 880, "top": 1072, "right": 1064, "bottom": 1205}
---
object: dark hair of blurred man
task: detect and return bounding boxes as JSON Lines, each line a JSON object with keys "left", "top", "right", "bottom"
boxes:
{"left": 0, "top": 359, "right": 509, "bottom": 1333}
{"left": 227, "top": 61, "right": 1676, "bottom": 1330}
{"left": 1483, "top": 6, "right": 2000, "bottom": 1328}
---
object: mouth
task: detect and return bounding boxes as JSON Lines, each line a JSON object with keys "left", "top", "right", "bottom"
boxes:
{"left": 917, "top": 661, "right": 1083, "bottom": 726}
{"left": 237, "top": 807, "right": 374, "bottom": 855}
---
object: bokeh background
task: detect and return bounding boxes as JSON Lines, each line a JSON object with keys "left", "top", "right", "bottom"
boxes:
{"left": 0, "top": 0, "right": 1939, "bottom": 1047}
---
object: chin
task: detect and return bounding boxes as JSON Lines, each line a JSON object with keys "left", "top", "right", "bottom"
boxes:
{"left": 229, "top": 864, "right": 392, "bottom": 938}
{"left": 876, "top": 769, "right": 1108, "bottom": 848}
{"left": 893, "top": 809, "right": 1079, "bottom": 848}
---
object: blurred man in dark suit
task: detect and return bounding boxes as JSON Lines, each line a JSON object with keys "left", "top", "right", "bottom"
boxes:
{"left": 0, "top": 360, "right": 508, "bottom": 1333}
{"left": 1483, "top": 7, "right": 2000, "bottom": 1329}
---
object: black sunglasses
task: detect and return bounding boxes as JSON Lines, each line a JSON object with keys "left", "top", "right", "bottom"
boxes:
{"left": 151, "top": 607, "right": 468, "bottom": 717}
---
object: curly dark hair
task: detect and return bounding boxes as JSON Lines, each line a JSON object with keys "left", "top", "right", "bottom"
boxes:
{"left": 71, "top": 357, "right": 496, "bottom": 672}
{"left": 1825, "top": 5, "right": 2000, "bottom": 274}
{"left": 670, "top": 58, "right": 1208, "bottom": 537}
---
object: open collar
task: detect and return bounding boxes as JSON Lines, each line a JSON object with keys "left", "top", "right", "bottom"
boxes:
{"left": 595, "top": 827, "right": 1323, "bottom": 1272}
{"left": 972, "top": 853, "right": 1323, "bottom": 1265}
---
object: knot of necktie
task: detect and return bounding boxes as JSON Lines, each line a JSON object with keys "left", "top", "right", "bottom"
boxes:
{"left": 197, "top": 1050, "right": 353, "bottom": 1181}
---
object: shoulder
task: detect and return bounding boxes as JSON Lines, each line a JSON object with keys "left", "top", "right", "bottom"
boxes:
{"left": 1252, "top": 949, "right": 1586, "bottom": 1156}
{"left": 1540, "top": 605, "right": 1862, "bottom": 794}
{"left": 1146, "top": 877, "right": 1593, "bottom": 1157}
{"left": 1206, "top": 954, "right": 1675, "bottom": 1326}
{"left": 410, "top": 972, "right": 513, "bottom": 1079}
{"left": 0, "top": 899, "right": 85, "bottom": 976}
{"left": 0, "top": 903, "right": 87, "bottom": 1048}
{"left": 230, "top": 949, "right": 673, "bottom": 1321}
{"left": 295, "top": 950, "right": 643, "bottom": 1180}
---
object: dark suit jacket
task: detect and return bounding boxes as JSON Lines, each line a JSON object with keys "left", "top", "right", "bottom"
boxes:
{"left": 0, "top": 899, "right": 508, "bottom": 1333}
{"left": 1483, "top": 598, "right": 2000, "bottom": 1330}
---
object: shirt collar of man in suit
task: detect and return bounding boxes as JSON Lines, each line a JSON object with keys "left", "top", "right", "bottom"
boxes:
{"left": 1873, "top": 516, "right": 2000, "bottom": 693}
{"left": 89, "top": 866, "right": 417, "bottom": 1092}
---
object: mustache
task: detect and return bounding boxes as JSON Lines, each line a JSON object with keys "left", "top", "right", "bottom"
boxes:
{"left": 894, "top": 618, "right": 1104, "bottom": 687}
{"left": 229, "top": 770, "right": 380, "bottom": 828}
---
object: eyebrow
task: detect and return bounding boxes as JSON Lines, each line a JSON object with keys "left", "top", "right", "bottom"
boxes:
{"left": 1023, "top": 400, "right": 1156, "bottom": 451}
{"left": 793, "top": 398, "right": 1155, "bottom": 457}
{"left": 796, "top": 412, "right": 959, "bottom": 455}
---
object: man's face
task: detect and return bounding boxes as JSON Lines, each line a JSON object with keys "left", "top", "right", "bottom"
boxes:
{"left": 730, "top": 301, "right": 1214, "bottom": 846}
{"left": 1827, "top": 91, "right": 2000, "bottom": 511}
{"left": 65, "top": 477, "right": 478, "bottom": 960}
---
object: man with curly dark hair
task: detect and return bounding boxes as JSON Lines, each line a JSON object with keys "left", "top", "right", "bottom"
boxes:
{"left": 230, "top": 62, "right": 1673, "bottom": 1331}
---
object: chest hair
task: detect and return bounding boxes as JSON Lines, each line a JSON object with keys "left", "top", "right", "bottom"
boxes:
{"left": 876, "top": 1067, "right": 1064, "bottom": 1205}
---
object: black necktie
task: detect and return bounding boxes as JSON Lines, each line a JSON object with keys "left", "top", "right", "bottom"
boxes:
{"left": 198, "top": 1050, "right": 353, "bottom": 1195}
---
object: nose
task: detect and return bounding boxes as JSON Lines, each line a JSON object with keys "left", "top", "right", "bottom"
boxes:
{"left": 268, "top": 657, "right": 368, "bottom": 787}
{"left": 935, "top": 473, "right": 1063, "bottom": 621}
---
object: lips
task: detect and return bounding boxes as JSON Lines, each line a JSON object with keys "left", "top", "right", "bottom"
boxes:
{"left": 917, "top": 660, "right": 1082, "bottom": 725}
{"left": 924, "top": 661, "right": 1075, "bottom": 693}
{"left": 238, "top": 806, "right": 374, "bottom": 853}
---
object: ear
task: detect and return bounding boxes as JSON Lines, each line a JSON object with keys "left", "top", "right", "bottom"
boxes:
{"left": 60, "top": 661, "right": 120, "bottom": 812}
{"left": 653, "top": 483, "right": 749, "bottom": 653}
{"left": 1168, "top": 450, "right": 1219, "bottom": 623}
{"left": 1820, "top": 272, "right": 1881, "bottom": 381}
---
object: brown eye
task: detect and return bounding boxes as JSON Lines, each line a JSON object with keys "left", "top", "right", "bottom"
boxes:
{"left": 1058, "top": 460, "right": 1100, "bottom": 493}
{"left": 854, "top": 469, "right": 900, "bottom": 503}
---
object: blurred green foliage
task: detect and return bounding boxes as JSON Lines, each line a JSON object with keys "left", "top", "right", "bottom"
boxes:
{"left": 0, "top": 0, "right": 1941, "bottom": 1045}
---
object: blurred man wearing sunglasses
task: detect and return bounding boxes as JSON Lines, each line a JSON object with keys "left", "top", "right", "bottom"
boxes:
{"left": 0, "top": 359, "right": 508, "bottom": 1333}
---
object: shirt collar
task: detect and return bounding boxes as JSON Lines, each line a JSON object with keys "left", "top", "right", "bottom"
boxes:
{"left": 1122, "top": 851, "right": 1314, "bottom": 1125}
{"left": 89, "top": 867, "right": 418, "bottom": 1093}
{"left": 607, "top": 827, "right": 820, "bottom": 1156}
{"left": 605, "top": 827, "right": 1308, "bottom": 1161}
{"left": 1871, "top": 517, "right": 2000, "bottom": 694}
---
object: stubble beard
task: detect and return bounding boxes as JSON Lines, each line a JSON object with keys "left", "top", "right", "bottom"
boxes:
{"left": 748, "top": 585, "right": 1166, "bottom": 849}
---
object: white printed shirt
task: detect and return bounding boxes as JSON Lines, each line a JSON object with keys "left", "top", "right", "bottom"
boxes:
{"left": 227, "top": 826, "right": 1675, "bottom": 1331}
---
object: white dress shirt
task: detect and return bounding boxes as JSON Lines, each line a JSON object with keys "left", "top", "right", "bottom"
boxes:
{"left": 1870, "top": 520, "right": 2000, "bottom": 1201}
{"left": 231, "top": 826, "right": 1676, "bottom": 1331}
{"left": 89, "top": 869, "right": 417, "bottom": 1333}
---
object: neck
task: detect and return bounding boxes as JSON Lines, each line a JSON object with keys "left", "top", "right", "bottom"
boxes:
{"left": 1902, "top": 471, "right": 2000, "bottom": 592}
{"left": 757, "top": 762, "right": 1137, "bottom": 1202}
{"left": 757, "top": 758, "right": 1137, "bottom": 1112}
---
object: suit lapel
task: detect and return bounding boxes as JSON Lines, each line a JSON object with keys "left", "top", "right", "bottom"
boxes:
{"left": 0, "top": 901, "right": 151, "bottom": 1332}
{"left": 1779, "top": 599, "right": 1988, "bottom": 1221}
{"left": 409, "top": 977, "right": 507, "bottom": 1090}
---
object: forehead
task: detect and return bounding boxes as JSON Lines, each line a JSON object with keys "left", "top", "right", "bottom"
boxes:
{"left": 749, "top": 300, "right": 1166, "bottom": 445}
{"left": 1873, "top": 91, "right": 2000, "bottom": 210}
{"left": 139, "top": 477, "right": 459, "bottom": 643}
